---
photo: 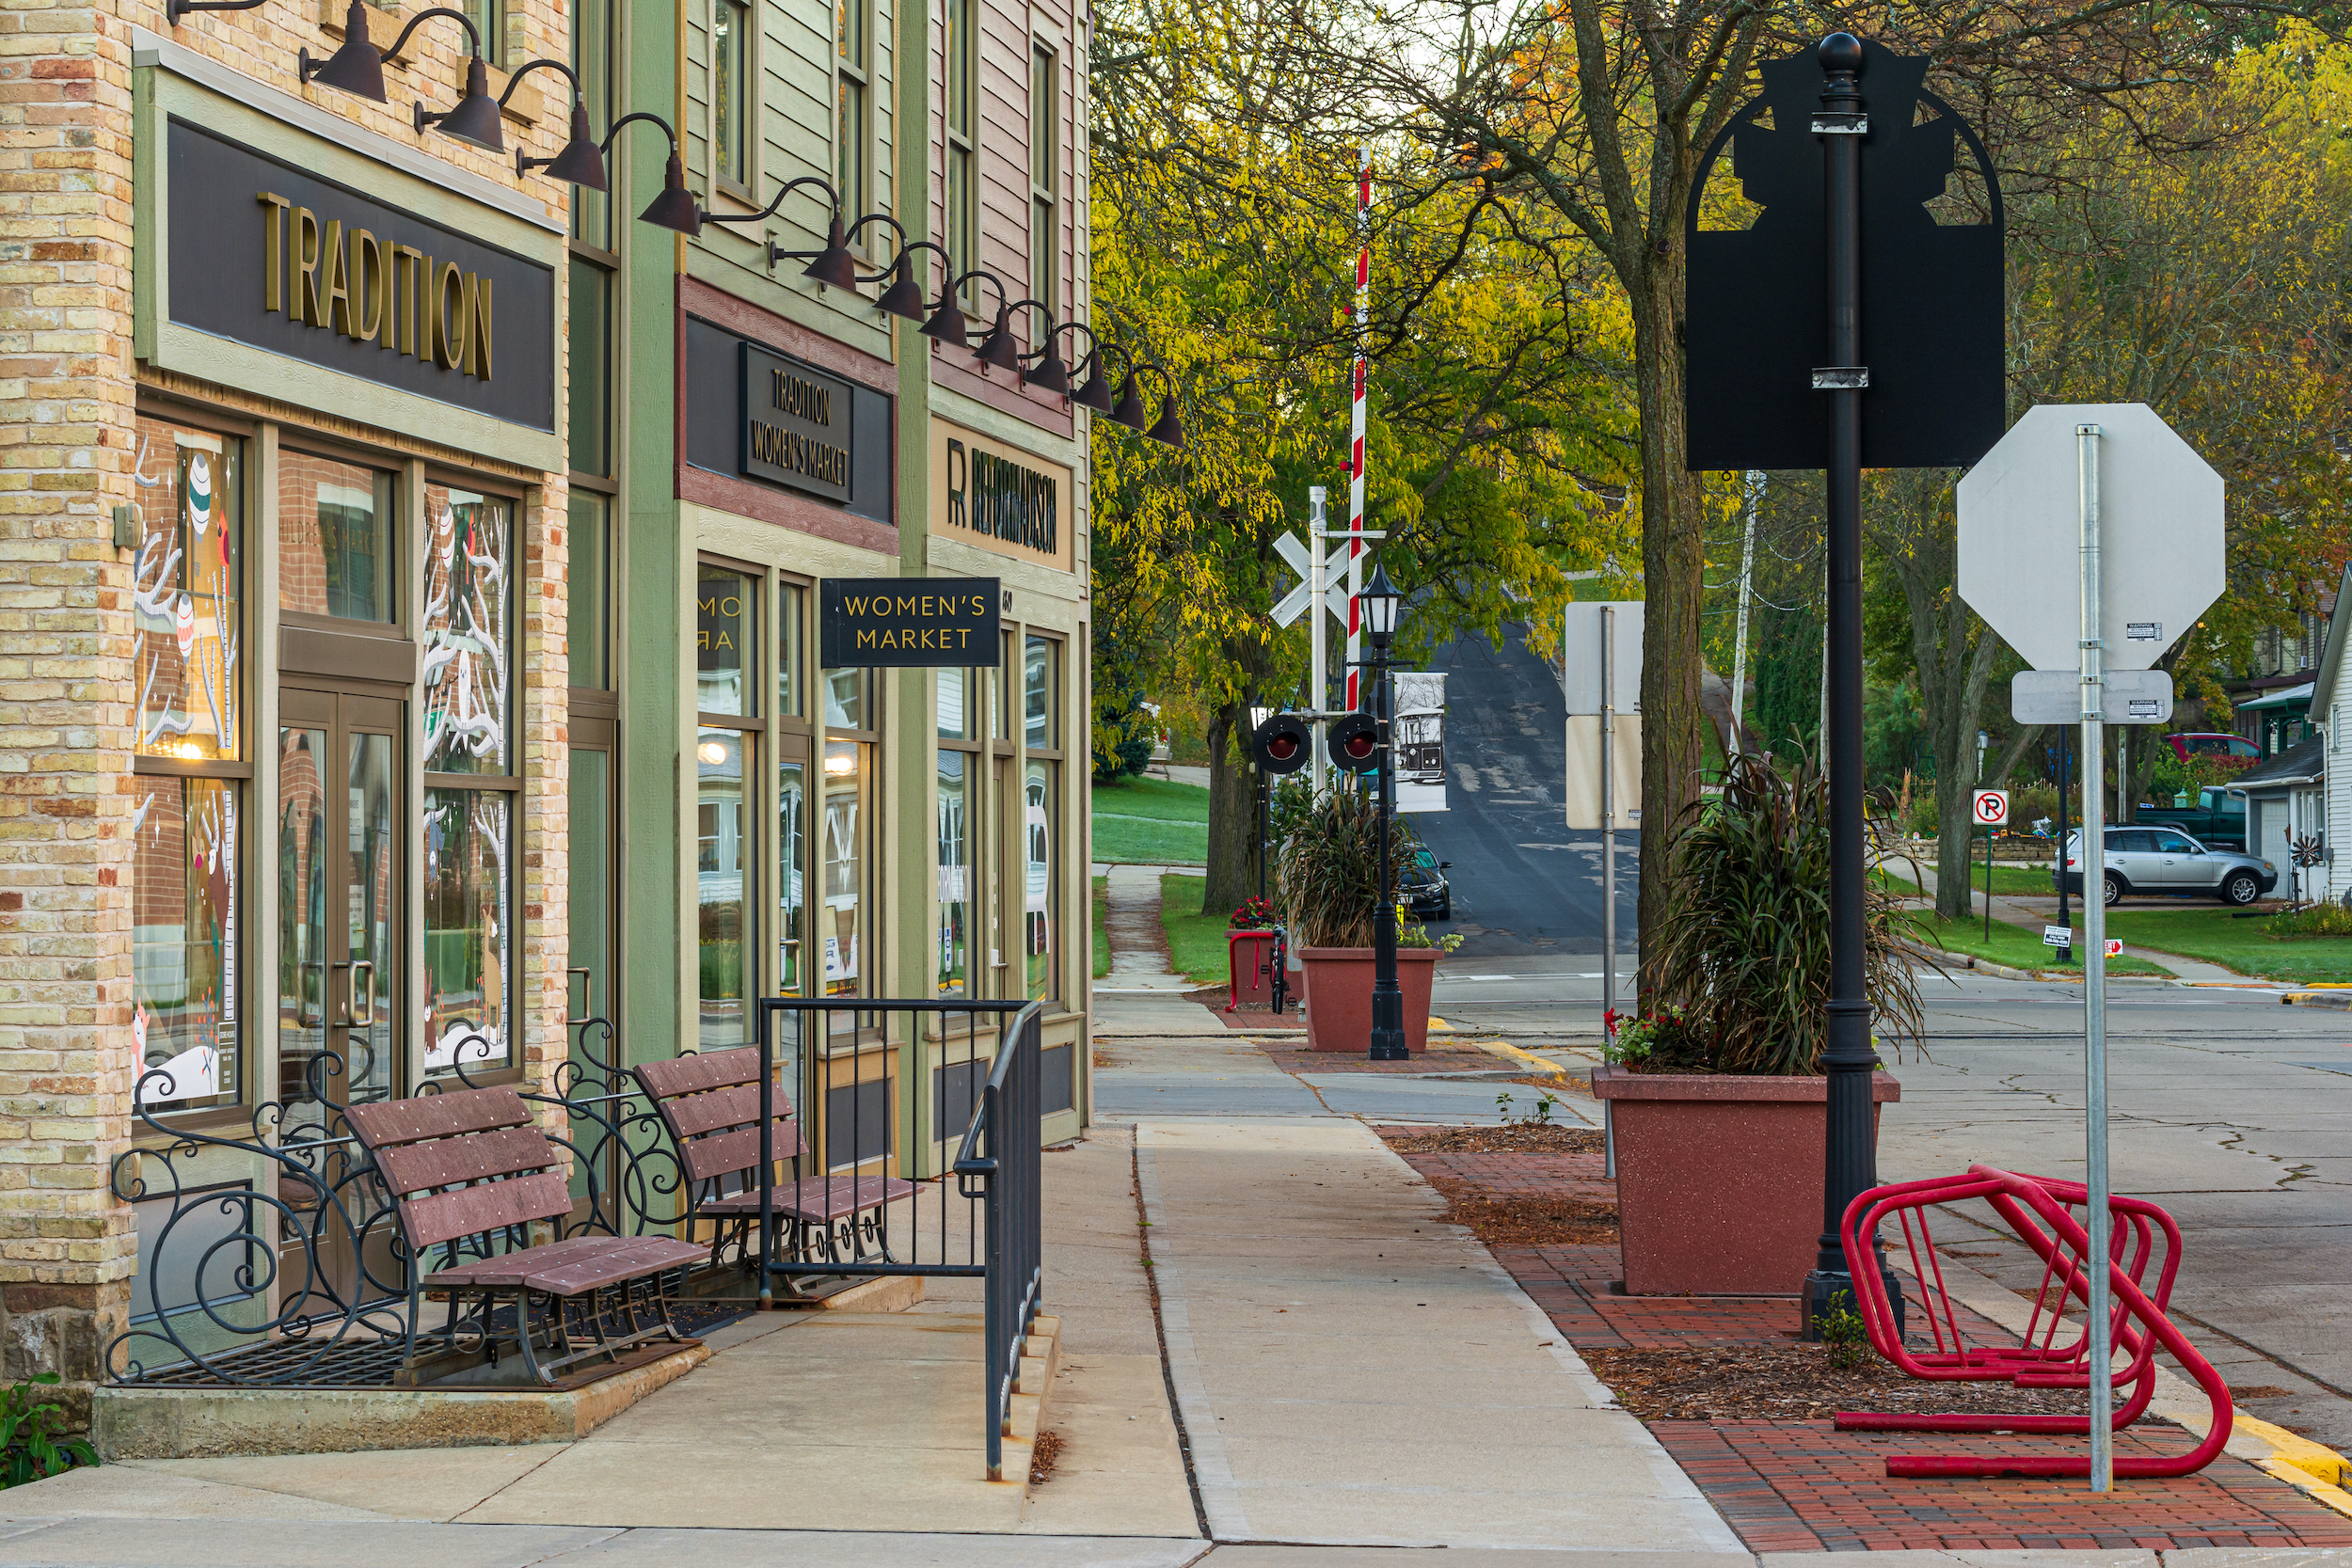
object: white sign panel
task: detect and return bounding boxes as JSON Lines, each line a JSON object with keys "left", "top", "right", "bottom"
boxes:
{"left": 2010, "top": 669, "right": 2174, "bottom": 726}
{"left": 1394, "top": 672, "right": 1448, "bottom": 813}
{"left": 1957, "top": 404, "right": 2224, "bottom": 673}
{"left": 1562, "top": 601, "right": 1644, "bottom": 716}
{"left": 2043, "top": 925, "right": 2074, "bottom": 948}
{"left": 1973, "top": 789, "right": 2009, "bottom": 827}
{"left": 1564, "top": 714, "right": 1643, "bottom": 832}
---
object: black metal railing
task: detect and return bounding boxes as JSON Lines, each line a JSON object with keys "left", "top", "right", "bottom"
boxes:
{"left": 753, "top": 996, "right": 1046, "bottom": 1478}
{"left": 106, "top": 1017, "right": 686, "bottom": 1388}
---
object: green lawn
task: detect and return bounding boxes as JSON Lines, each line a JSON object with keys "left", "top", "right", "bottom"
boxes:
{"left": 1161, "top": 873, "right": 1235, "bottom": 986}
{"left": 2102, "top": 910, "right": 2352, "bottom": 983}
{"left": 1091, "top": 875, "right": 1110, "bottom": 979}
{"left": 1905, "top": 912, "right": 2173, "bottom": 977}
{"left": 1874, "top": 863, "right": 2057, "bottom": 898}
{"left": 1093, "top": 776, "right": 1210, "bottom": 864}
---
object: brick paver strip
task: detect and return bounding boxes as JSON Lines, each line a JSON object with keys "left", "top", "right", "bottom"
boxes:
{"left": 1393, "top": 1134, "right": 2352, "bottom": 1549}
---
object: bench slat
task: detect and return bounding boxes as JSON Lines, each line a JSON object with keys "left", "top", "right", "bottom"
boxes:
{"left": 684, "top": 1121, "right": 808, "bottom": 1184}
{"left": 402, "top": 1169, "right": 572, "bottom": 1250}
{"left": 347, "top": 1086, "right": 532, "bottom": 1148}
{"left": 426, "top": 1235, "right": 705, "bottom": 1293}
{"left": 373, "top": 1126, "right": 555, "bottom": 1198}
{"left": 700, "top": 1172, "right": 915, "bottom": 1221}
{"left": 636, "top": 1048, "right": 764, "bottom": 1099}
{"left": 664, "top": 1082, "right": 774, "bottom": 1140}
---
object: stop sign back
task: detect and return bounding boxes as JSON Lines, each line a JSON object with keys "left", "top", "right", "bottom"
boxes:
{"left": 1973, "top": 789, "right": 2009, "bottom": 827}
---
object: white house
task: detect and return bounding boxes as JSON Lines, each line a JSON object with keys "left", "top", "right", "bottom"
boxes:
{"left": 2299, "top": 565, "right": 2352, "bottom": 905}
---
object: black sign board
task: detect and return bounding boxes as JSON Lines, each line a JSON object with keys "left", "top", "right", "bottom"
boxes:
{"left": 742, "top": 342, "right": 853, "bottom": 503}
{"left": 820, "top": 578, "right": 1001, "bottom": 668}
{"left": 1684, "top": 39, "right": 2003, "bottom": 471}
{"left": 165, "top": 119, "right": 555, "bottom": 433}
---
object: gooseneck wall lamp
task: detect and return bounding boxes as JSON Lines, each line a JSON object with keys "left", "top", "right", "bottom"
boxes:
{"left": 502, "top": 61, "right": 607, "bottom": 190}
{"left": 303, "top": 5, "right": 501, "bottom": 162}
{"left": 597, "top": 113, "right": 702, "bottom": 235}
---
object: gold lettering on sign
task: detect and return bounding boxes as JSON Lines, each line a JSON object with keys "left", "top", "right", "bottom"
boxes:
{"left": 253, "top": 192, "right": 498, "bottom": 382}
{"left": 258, "top": 193, "right": 290, "bottom": 312}
{"left": 294, "top": 207, "right": 322, "bottom": 326}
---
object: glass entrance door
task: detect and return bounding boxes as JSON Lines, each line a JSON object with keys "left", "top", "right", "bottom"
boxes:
{"left": 278, "top": 688, "right": 402, "bottom": 1110}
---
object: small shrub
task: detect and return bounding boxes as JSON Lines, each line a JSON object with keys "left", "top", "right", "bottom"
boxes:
{"left": 1228, "top": 895, "right": 1277, "bottom": 930}
{"left": 1818, "top": 1292, "right": 1872, "bottom": 1371}
{"left": 2268, "top": 901, "right": 2352, "bottom": 939}
{"left": 1, "top": 1375, "right": 95, "bottom": 1488}
{"left": 1494, "top": 1089, "right": 1562, "bottom": 1126}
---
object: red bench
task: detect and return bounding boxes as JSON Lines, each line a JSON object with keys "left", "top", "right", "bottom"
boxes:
{"left": 635, "top": 1047, "right": 916, "bottom": 1291}
{"left": 345, "top": 1087, "right": 707, "bottom": 1385}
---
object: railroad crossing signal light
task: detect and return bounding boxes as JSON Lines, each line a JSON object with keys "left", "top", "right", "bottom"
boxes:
{"left": 1249, "top": 713, "right": 1312, "bottom": 776}
{"left": 1327, "top": 712, "right": 1383, "bottom": 775}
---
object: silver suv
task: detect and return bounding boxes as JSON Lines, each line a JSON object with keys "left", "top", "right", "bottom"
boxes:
{"left": 2056, "top": 827, "right": 2277, "bottom": 907}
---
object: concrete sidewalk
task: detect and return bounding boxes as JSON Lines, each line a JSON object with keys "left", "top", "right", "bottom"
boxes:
{"left": 1134, "top": 1115, "right": 1735, "bottom": 1550}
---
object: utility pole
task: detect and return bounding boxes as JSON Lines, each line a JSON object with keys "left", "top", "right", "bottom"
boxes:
{"left": 1309, "top": 486, "right": 1329, "bottom": 792}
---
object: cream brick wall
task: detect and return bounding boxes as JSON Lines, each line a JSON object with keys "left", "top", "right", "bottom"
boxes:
{"left": 0, "top": 0, "right": 573, "bottom": 1392}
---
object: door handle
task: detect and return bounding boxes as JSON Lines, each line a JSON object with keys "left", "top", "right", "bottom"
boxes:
{"left": 297, "top": 959, "right": 326, "bottom": 1029}
{"left": 334, "top": 960, "right": 376, "bottom": 1028}
{"left": 566, "top": 966, "right": 594, "bottom": 1026}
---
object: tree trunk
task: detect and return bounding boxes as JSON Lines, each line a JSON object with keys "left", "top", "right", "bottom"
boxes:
{"left": 1200, "top": 700, "right": 1262, "bottom": 917}
{"left": 1628, "top": 267, "right": 1706, "bottom": 995}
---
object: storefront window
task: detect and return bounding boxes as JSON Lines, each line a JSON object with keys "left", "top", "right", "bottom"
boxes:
{"left": 938, "top": 667, "right": 968, "bottom": 740}
{"left": 133, "top": 421, "right": 242, "bottom": 762}
{"left": 779, "top": 759, "right": 805, "bottom": 993}
{"left": 1025, "top": 760, "right": 1057, "bottom": 1001}
{"left": 132, "top": 415, "right": 246, "bottom": 1113}
{"left": 698, "top": 564, "right": 754, "bottom": 716}
{"left": 778, "top": 583, "right": 804, "bottom": 717}
{"left": 822, "top": 740, "right": 864, "bottom": 996}
{"left": 421, "top": 486, "right": 515, "bottom": 1074}
{"left": 278, "top": 451, "right": 396, "bottom": 623}
{"left": 421, "top": 489, "right": 510, "bottom": 774}
{"left": 1025, "top": 634, "right": 1055, "bottom": 749}
{"left": 132, "top": 778, "right": 239, "bottom": 1110}
{"left": 698, "top": 729, "right": 751, "bottom": 1045}
{"left": 937, "top": 750, "right": 970, "bottom": 995}
{"left": 824, "top": 667, "right": 866, "bottom": 730}
{"left": 567, "top": 259, "right": 612, "bottom": 476}
{"left": 422, "top": 789, "right": 510, "bottom": 1070}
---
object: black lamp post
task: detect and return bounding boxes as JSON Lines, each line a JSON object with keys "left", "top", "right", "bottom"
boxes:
{"left": 1248, "top": 704, "right": 1273, "bottom": 905}
{"left": 1359, "top": 562, "right": 1406, "bottom": 1062}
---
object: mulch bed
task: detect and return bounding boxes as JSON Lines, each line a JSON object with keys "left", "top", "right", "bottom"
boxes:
{"left": 1376, "top": 1123, "right": 1603, "bottom": 1154}
{"left": 1428, "top": 1178, "right": 1620, "bottom": 1245}
{"left": 1581, "top": 1343, "right": 2136, "bottom": 1424}
{"left": 1028, "top": 1427, "right": 1065, "bottom": 1485}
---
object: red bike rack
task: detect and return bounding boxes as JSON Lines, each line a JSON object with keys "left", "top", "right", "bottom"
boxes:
{"left": 1837, "top": 1164, "right": 2232, "bottom": 1479}
{"left": 1227, "top": 928, "right": 1279, "bottom": 1012}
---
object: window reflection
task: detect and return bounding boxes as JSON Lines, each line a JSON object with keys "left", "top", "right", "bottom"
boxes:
{"left": 822, "top": 741, "right": 863, "bottom": 996}
{"left": 1025, "top": 760, "right": 1057, "bottom": 1001}
{"left": 698, "top": 729, "right": 750, "bottom": 1047}
{"left": 132, "top": 420, "right": 242, "bottom": 762}
{"left": 1025, "top": 635, "right": 1053, "bottom": 749}
{"left": 936, "top": 750, "right": 969, "bottom": 995}
{"left": 132, "top": 778, "right": 239, "bottom": 1110}
{"left": 779, "top": 759, "right": 805, "bottom": 993}
{"left": 421, "top": 488, "right": 510, "bottom": 774}
{"left": 278, "top": 451, "right": 395, "bottom": 623}
{"left": 423, "top": 789, "right": 510, "bottom": 1072}
{"left": 697, "top": 564, "right": 754, "bottom": 717}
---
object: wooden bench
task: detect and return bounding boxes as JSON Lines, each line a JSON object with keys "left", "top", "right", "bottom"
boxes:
{"left": 635, "top": 1047, "right": 916, "bottom": 1291}
{"left": 345, "top": 1086, "right": 707, "bottom": 1385}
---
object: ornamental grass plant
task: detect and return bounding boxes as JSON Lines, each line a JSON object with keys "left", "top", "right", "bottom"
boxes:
{"left": 1276, "top": 783, "right": 1417, "bottom": 948}
{"left": 1643, "top": 751, "right": 1930, "bottom": 1075}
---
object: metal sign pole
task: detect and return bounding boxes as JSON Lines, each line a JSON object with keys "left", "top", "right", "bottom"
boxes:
{"left": 1601, "top": 605, "right": 1616, "bottom": 1026}
{"left": 1309, "top": 486, "right": 1329, "bottom": 792}
{"left": 2077, "top": 420, "right": 2114, "bottom": 1494}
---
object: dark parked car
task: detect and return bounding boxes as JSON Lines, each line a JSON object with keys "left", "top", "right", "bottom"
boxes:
{"left": 2136, "top": 785, "right": 2247, "bottom": 849}
{"left": 1402, "top": 848, "right": 1452, "bottom": 920}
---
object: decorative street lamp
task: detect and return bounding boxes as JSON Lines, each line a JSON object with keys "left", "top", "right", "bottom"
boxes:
{"left": 1359, "top": 562, "right": 1406, "bottom": 1061}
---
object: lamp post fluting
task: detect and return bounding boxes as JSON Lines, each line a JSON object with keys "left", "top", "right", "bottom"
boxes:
{"left": 1359, "top": 563, "right": 1406, "bottom": 1062}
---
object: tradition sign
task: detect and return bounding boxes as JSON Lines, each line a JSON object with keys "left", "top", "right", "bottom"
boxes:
{"left": 742, "top": 343, "right": 853, "bottom": 503}
{"left": 820, "top": 578, "right": 1002, "bottom": 668}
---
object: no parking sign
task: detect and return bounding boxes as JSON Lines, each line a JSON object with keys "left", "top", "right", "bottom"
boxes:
{"left": 1972, "top": 789, "right": 2009, "bottom": 828}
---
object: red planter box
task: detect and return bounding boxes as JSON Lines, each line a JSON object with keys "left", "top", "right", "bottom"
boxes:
{"left": 1297, "top": 946, "right": 1439, "bottom": 1053}
{"left": 1591, "top": 1062, "right": 1900, "bottom": 1295}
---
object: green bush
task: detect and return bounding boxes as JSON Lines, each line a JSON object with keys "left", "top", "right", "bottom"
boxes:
{"left": 1, "top": 1375, "right": 94, "bottom": 1488}
{"left": 2268, "top": 901, "right": 2352, "bottom": 938}
{"left": 1648, "top": 751, "right": 1928, "bottom": 1075}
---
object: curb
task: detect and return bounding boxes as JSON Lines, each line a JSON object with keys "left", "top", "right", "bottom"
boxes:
{"left": 2283, "top": 990, "right": 2352, "bottom": 1009}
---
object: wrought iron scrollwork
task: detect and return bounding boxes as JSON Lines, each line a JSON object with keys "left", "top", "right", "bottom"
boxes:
{"left": 105, "top": 1016, "right": 686, "bottom": 1388}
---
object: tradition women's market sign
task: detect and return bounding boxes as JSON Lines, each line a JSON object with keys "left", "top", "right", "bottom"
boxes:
{"left": 741, "top": 343, "right": 852, "bottom": 503}
{"left": 820, "top": 578, "right": 1002, "bottom": 668}
{"left": 164, "top": 119, "right": 555, "bottom": 432}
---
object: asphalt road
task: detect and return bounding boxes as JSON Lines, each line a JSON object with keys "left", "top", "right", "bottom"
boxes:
{"left": 1410, "top": 625, "right": 1639, "bottom": 958}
